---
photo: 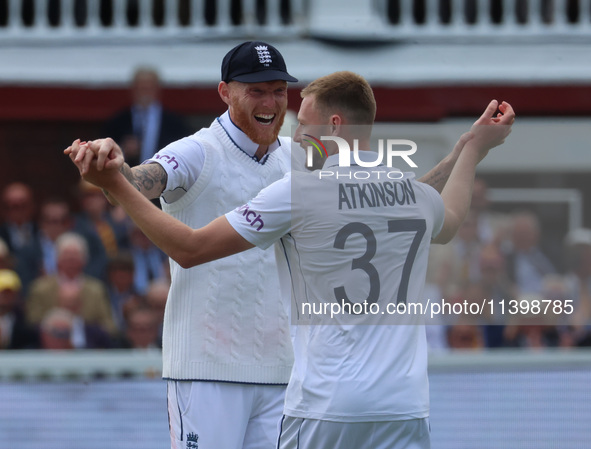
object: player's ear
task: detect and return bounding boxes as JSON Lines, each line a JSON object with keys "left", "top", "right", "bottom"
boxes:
{"left": 330, "top": 115, "right": 342, "bottom": 136}
{"left": 218, "top": 82, "right": 232, "bottom": 106}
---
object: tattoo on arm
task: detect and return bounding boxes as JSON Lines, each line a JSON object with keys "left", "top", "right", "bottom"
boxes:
{"left": 419, "top": 169, "right": 448, "bottom": 193}
{"left": 102, "top": 163, "right": 166, "bottom": 204}
{"left": 102, "top": 163, "right": 137, "bottom": 205}
{"left": 130, "top": 163, "right": 168, "bottom": 199}
{"left": 120, "top": 164, "right": 136, "bottom": 187}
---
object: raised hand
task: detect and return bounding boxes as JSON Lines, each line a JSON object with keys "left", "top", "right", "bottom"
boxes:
{"left": 468, "top": 100, "right": 515, "bottom": 162}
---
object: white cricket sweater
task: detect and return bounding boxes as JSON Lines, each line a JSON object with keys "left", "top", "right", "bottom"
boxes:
{"left": 160, "top": 118, "right": 294, "bottom": 383}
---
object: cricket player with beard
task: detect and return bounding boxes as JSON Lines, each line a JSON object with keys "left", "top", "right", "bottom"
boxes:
{"left": 87, "top": 41, "right": 299, "bottom": 449}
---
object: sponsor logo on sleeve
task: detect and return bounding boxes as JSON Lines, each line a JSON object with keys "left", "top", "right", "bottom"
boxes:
{"left": 236, "top": 204, "right": 265, "bottom": 231}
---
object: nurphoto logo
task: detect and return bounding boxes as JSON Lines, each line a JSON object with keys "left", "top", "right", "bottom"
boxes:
{"left": 304, "top": 135, "right": 418, "bottom": 170}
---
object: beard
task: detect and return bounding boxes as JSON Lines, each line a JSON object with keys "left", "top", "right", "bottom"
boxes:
{"left": 230, "top": 96, "right": 287, "bottom": 146}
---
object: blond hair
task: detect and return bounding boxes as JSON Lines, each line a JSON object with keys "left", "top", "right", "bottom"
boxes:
{"left": 300, "top": 71, "right": 376, "bottom": 125}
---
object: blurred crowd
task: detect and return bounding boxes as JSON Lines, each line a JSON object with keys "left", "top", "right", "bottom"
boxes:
{"left": 0, "top": 179, "right": 169, "bottom": 351}
{"left": 0, "top": 66, "right": 186, "bottom": 352}
{"left": 425, "top": 178, "right": 591, "bottom": 351}
{"left": 1, "top": 175, "right": 589, "bottom": 352}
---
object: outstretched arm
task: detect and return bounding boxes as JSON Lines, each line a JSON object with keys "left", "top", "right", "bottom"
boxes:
{"left": 65, "top": 140, "right": 253, "bottom": 267}
{"left": 433, "top": 100, "right": 515, "bottom": 244}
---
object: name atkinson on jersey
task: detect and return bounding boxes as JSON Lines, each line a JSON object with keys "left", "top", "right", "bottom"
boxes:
{"left": 234, "top": 178, "right": 417, "bottom": 231}
{"left": 339, "top": 179, "right": 416, "bottom": 210}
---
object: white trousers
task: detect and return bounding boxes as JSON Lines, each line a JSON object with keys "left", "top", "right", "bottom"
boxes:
{"left": 277, "top": 416, "right": 430, "bottom": 449}
{"left": 167, "top": 380, "right": 286, "bottom": 449}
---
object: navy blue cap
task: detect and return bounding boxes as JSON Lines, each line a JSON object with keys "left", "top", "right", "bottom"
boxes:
{"left": 221, "top": 41, "right": 298, "bottom": 83}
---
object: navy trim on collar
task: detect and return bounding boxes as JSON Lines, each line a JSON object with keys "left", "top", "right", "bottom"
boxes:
{"left": 217, "top": 116, "right": 280, "bottom": 165}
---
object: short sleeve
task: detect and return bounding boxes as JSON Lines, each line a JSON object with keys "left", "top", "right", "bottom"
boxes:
{"left": 143, "top": 135, "right": 205, "bottom": 203}
{"left": 225, "top": 173, "right": 292, "bottom": 250}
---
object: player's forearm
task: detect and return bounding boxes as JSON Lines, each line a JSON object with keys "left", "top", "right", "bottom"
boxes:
{"left": 417, "top": 154, "right": 456, "bottom": 194}
{"left": 104, "top": 162, "right": 166, "bottom": 203}
{"left": 105, "top": 173, "right": 200, "bottom": 266}
{"left": 435, "top": 145, "right": 480, "bottom": 243}
{"left": 418, "top": 133, "right": 468, "bottom": 193}
{"left": 102, "top": 163, "right": 136, "bottom": 206}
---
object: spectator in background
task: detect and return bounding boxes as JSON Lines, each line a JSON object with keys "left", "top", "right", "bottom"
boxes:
{"left": 73, "top": 179, "right": 130, "bottom": 281}
{"left": 0, "top": 182, "right": 38, "bottom": 253}
{"left": 53, "top": 283, "right": 112, "bottom": 349}
{"left": 470, "top": 177, "right": 511, "bottom": 247}
{"left": 115, "top": 306, "right": 161, "bottom": 349}
{"left": 128, "top": 223, "right": 167, "bottom": 295}
{"left": 17, "top": 197, "right": 73, "bottom": 293}
{"left": 423, "top": 283, "right": 451, "bottom": 352}
{"left": 453, "top": 210, "right": 487, "bottom": 284}
{"left": 25, "top": 232, "right": 117, "bottom": 336}
{"left": 539, "top": 274, "right": 578, "bottom": 347}
{"left": 0, "top": 269, "right": 39, "bottom": 350}
{"left": 39, "top": 308, "right": 75, "bottom": 350}
{"left": 504, "top": 211, "right": 556, "bottom": 295}
{"left": 34, "top": 197, "right": 73, "bottom": 276}
{"left": 0, "top": 182, "right": 41, "bottom": 291}
{"left": 477, "top": 244, "right": 515, "bottom": 347}
{"left": 427, "top": 210, "right": 484, "bottom": 300}
{"left": 102, "top": 67, "right": 191, "bottom": 168}
{"left": 105, "top": 252, "right": 142, "bottom": 331}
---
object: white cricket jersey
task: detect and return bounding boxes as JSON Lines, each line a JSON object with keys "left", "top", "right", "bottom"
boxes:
{"left": 226, "top": 151, "right": 444, "bottom": 422}
{"left": 141, "top": 112, "right": 298, "bottom": 384}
